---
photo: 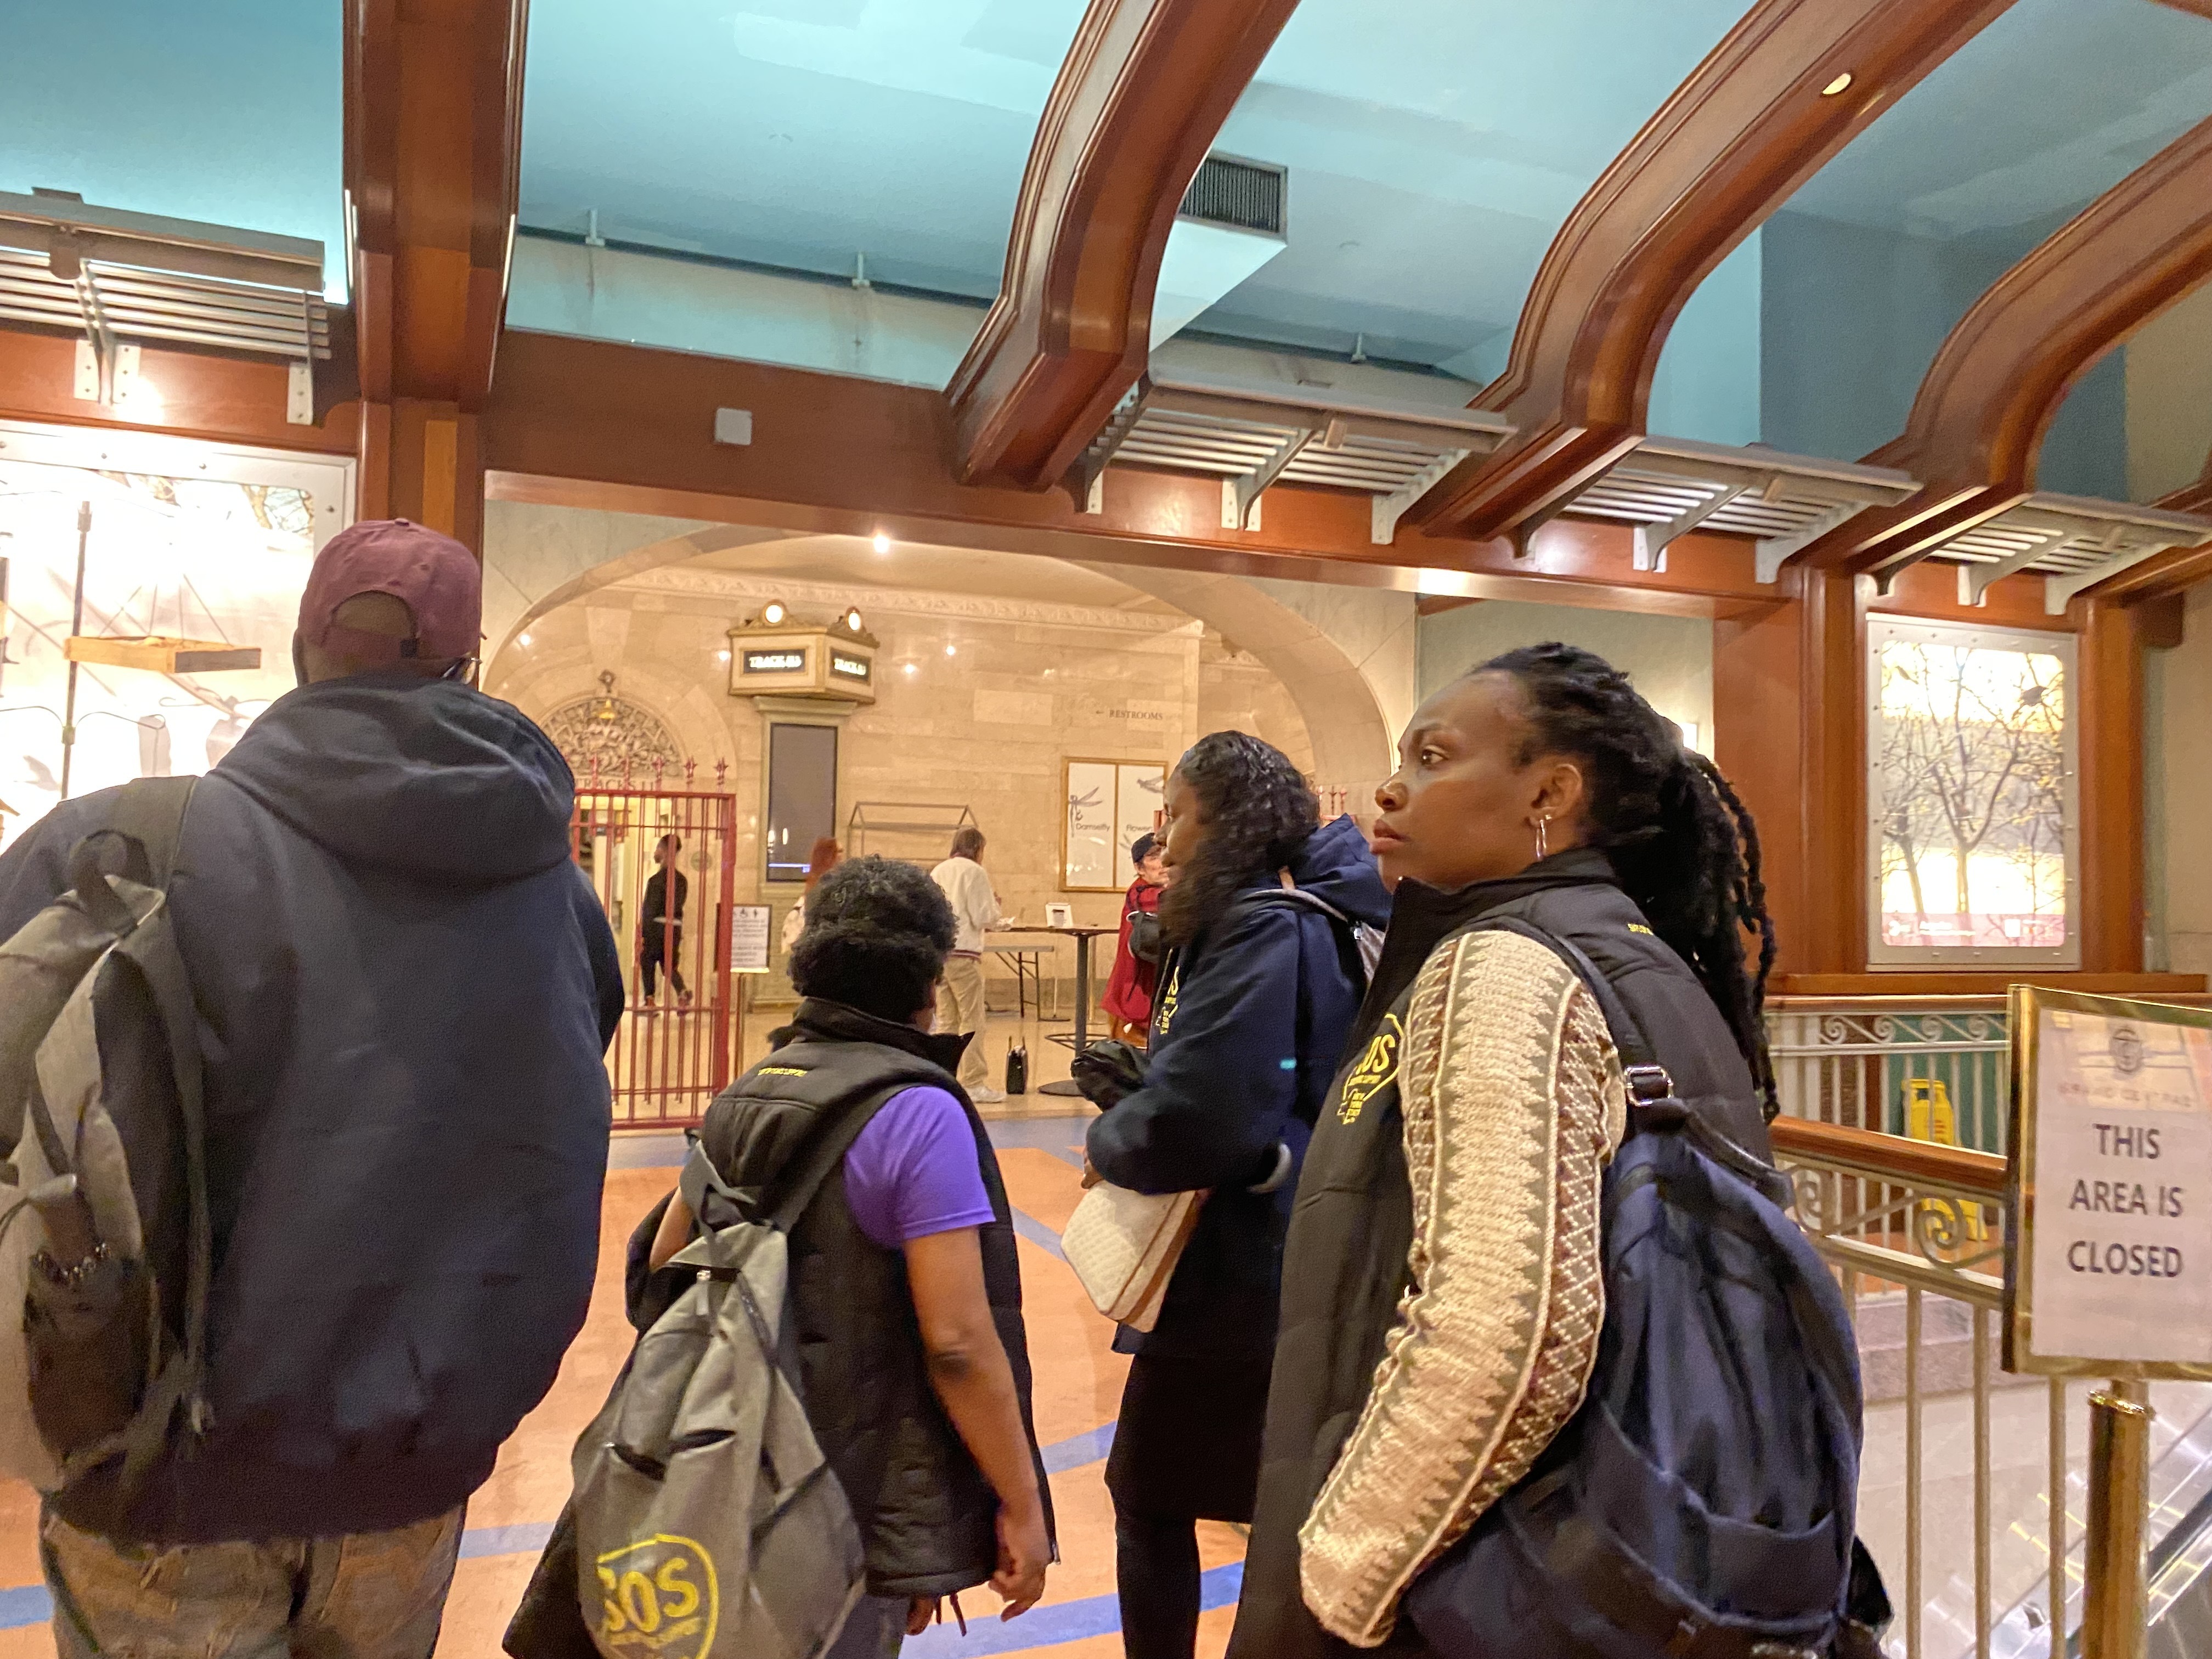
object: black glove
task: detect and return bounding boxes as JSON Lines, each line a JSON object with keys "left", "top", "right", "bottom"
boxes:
{"left": 1069, "top": 1039, "right": 1148, "bottom": 1109}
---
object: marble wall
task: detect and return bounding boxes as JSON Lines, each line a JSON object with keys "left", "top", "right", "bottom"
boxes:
{"left": 487, "top": 567, "right": 1333, "bottom": 1001}
{"left": 1415, "top": 600, "right": 1716, "bottom": 753}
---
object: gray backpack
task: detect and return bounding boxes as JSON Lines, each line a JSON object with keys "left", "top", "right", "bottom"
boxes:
{"left": 0, "top": 778, "right": 212, "bottom": 1501}
{"left": 568, "top": 1140, "right": 866, "bottom": 1659}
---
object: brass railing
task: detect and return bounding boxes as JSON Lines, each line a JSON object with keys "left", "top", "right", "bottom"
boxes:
{"left": 1773, "top": 1118, "right": 2017, "bottom": 1659}
{"left": 1773, "top": 1116, "right": 2212, "bottom": 1659}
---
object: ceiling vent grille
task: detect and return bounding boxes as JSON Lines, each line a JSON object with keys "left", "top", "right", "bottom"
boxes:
{"left": 1178, "top": 156, "right": 1286, "bottom": 236}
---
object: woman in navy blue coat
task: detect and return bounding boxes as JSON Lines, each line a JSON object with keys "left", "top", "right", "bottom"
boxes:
{"left": 1085, "top": 732, "right": 1389, "bottom": 1659}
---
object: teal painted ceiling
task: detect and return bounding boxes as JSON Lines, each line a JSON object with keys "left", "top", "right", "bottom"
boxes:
{"left": 519, "top": 0, "right": 1092, "bottom": 298}
{"left": 0, "top": 0, "right": 345, "bottom": 298}
{"left": 3, "top": 0, "right": 2211, "bottom": 490}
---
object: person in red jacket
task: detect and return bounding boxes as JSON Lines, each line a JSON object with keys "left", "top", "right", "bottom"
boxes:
{"left": 1104, "top": 832, "right": 1166, "bottom": 1043}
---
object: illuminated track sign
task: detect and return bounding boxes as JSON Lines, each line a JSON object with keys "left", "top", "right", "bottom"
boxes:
{"left": 743, "top": 647, "right": 807, "bottom": 675}
{"left": 830, "top": 651, "right": 870, "bottom": 684}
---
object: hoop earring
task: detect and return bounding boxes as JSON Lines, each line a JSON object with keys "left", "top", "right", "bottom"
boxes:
{"left": 1534, "top": 814, "right": 1550, "bottom": 861}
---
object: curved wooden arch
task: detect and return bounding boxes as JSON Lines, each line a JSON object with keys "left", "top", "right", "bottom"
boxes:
{"left": 1403, "top": 0, "right": 2014, "bottom": 545}
{"left": 1799, "top": 113, "right": 2212, "bottom": 577}
{"left": 945, "top": 0, "right": 1300, "bottom": 491}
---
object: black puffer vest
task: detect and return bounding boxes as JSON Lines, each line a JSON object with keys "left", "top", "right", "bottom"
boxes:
{"left": 1231, "top": 851, "right": 1773, "bottom": 1659}
{"left": 697, "top": 998, "right": 1055, "bottom": 1599}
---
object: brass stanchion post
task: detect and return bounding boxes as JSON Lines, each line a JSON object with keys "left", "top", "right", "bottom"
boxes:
{"left": 2081, "top": 1380, "right": 2153, "bottom": 1659}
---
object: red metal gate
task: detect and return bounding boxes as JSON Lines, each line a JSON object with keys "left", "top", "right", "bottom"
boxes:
{"left": 571, "top": 788, "right": 741, "bottom": 1128}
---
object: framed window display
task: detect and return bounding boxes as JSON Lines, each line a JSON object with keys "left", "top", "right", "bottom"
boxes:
{"left": 1062, "top": 758, "right": 1166, "bottom": 891}
{"left": 0, "top": 419, "right": 354, "bottom": 855}
{"left": 1865, "top": 616, "right": 2078, "bottom": 969}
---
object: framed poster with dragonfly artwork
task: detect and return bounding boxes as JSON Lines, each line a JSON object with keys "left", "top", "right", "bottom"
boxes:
{"left": 1062, "top": 758, "right": 1165, "bottom": 891}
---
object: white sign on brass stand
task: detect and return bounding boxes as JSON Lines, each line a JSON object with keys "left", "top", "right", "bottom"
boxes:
{"left": 2005, "top": 986, "right": 2212, "bottom": 1659}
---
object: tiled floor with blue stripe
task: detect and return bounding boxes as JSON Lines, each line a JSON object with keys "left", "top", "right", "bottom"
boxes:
{"left": 0, "top": 1117, "right": 1244, "bottom": 1659}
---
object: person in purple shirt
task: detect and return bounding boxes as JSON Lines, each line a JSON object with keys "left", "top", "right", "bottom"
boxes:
{"left": 648, "top": 856, "right": 1053, "bottom": 1657}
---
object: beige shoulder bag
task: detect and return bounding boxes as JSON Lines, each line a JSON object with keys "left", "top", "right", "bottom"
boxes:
{"left": 1061, "top": 1180, "right": 1205, "bottom": 1333}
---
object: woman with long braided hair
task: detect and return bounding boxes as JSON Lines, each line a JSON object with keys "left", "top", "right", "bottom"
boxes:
{"left": 1084, "top": 731, "right": 1389, "bottom": 1659}
{"left": 1232, "top": 644, "right": 1786, "bottom": 1659}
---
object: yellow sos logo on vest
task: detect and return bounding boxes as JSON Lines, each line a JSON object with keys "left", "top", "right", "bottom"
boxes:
{"left": 1154, "top": 966, "right": 1182, "bottom": 1036}
{"left": 1338, "top": 1013, "right": 1404, "bottom": 1126}
{"left": 595, "top": 1535, "right": 719, "bottom": 1659}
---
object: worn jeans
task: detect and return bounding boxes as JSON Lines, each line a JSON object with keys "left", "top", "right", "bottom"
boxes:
{"left": 42, "top": 1505, "right": 464, "bottom": 1659}
{"left": 934, "top": 954, "right": 991, "bottom": 1090}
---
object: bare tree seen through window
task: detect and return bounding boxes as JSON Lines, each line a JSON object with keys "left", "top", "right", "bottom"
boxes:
{"left": 1876, "top": 636, "right": 2069, "bottom": 950}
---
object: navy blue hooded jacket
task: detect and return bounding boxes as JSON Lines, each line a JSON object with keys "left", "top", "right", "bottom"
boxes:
{"left": 0, "top": 673, "right": 623, "bottom": 1543}
{"left": 1085, "top": 814, "right": 1387, "bottom": 1359}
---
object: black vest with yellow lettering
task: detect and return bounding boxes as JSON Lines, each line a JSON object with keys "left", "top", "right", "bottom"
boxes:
{"left": 1231, "top": 849, "right": 1773, "bottom": 1659}
{"left": 697, "top": 997, "right": 1054, "bottom": 1600}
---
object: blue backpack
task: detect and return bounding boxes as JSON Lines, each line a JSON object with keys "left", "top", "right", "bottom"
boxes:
{"left": 1403, "top": 923, "right": 1891, "bottom": 1659}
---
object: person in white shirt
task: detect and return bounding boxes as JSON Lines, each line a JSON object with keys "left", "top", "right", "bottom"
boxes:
{"left": 930, "top": 826, "right": 1007, "bottom": 1102}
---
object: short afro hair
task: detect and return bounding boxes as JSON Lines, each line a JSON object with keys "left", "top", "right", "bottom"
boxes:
{"left": 788, "top": 855, "right": 957, "bottom": 1023}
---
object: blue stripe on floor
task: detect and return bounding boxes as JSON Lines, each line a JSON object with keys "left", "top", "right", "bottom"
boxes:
{"left": 459, "top": 1520, "right": 558, "bottom": 1560}
{"left": 1008, "top": 1208, "right": 1068, "bottom": 1263}
{"left": 1040, "top": 1422, "right": 1115, "bottom": 1475}
{"left": 902, "top": 1561, "right": 1242, "bottom": 1656}
{"left": 0, "top": 1584, "right": 49, "bottom": 1629}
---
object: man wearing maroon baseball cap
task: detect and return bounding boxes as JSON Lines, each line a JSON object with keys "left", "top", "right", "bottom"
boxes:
{"left": 292, "top": 516, "right": 483, "bottom": 681}
{"left": 0, "top": 519, "right": 624, "bottom": 1659}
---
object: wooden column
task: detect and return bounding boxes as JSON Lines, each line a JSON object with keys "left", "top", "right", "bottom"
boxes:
{"left": 2079, "top": 596, "right": 2148, "bottom": 974}
{"left": 345, "top": 0, "right": 524, "bottom": 552}
{"left": 1797, "top": 567, "right": 1867, "bottom": 976}
{"left": 1714, "top": 592, "right": 1807, "bottom": 974}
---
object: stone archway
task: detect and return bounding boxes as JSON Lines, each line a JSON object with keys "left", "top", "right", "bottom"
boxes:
{"left": 1087, "top": 565, "right": 1404, "bottom": 814}
{"left": 484, "top": 504, "right": 1406, "bottom": 816}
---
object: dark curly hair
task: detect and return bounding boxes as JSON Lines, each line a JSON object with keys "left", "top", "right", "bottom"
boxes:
{"left": 1158, "top": 731, "right": 1319, "bottom": 947}
{"left": 788, "top": 854, "right": 957, "bottom": 1023}
{"left": 1474, "top": 643, "right": 1780, "bottom": 1119}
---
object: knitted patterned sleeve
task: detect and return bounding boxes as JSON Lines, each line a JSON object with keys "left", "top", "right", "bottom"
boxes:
{"left": 1296, "top": 928, "right": 1627, "bottom": 1649}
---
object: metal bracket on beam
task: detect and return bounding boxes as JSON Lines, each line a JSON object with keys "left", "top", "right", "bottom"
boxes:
{"left": 1071, "top": 385, "right": 1152, "bottom": 515}
{"left": 2044, "top": 539, "right": 2188, "bottom": 614}
{"left": 1632, "top": 479, "right": 1759, "bottom": 573}
{"left": 1509, "top": 499, "right": 1568, "bottom": 561}
{"left": 1371, "top": 449, "right": 1469, "bottom": 546}
{"left": 286, "top": 360, "right": 314, "bottom": 426}
{"left": 1223, "top": 426, "right": 1314, "bottom": 532}
{"left": 1956, "top": 529, "right": 2069, "bottom": 607}
{"left": 1755, "top": 500, "right": 1869, "bottom": 584}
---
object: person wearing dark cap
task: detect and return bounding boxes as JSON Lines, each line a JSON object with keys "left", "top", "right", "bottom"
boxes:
{"left": 1103, "top": 831, "right": 1166, "bottom": 1043}
{"left": 0, "top": 519, "right": 624, "bottom": 1659}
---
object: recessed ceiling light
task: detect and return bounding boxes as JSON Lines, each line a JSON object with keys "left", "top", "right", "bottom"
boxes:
{"left": 716, "top": 648, "right": 730, "bottom": 662}
{"left": 1821, "top": 72, "right": 1853, "bottom": 95}
{"left": 944, "top": 643, "right": 957, "bottom": 657}
{"left": 872, "top": 533, "right": 891, "bottom": 555}
{"left": 518, "top": 632, "right": 533, "bottom": 647}
{"left": 902, "top": 662, "right": 917, "bottom": 676}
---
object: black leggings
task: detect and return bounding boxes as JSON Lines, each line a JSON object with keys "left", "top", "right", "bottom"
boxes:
{"left": 1115, "top": 1511, "right": 1203, "bottom": 1659}
{"left": 1105, "top": 1352, "right": 1271, "bottom": 1659}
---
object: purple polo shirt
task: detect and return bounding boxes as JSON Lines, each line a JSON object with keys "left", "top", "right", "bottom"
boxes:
{"left": 844, "top": 1085, "right": 996, "bottom": 1250}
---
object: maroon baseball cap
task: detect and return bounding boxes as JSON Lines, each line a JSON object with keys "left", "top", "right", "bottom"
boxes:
{"left": 298, "top": 518, "right": 481, "bottom": 665}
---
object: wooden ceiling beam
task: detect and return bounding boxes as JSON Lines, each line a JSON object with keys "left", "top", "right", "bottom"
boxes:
{"left": 1402, "top": 0, "right": 2014, "bottom": 544}
{"left": 944, "top": 0, "right": 1300, "bottom": 491}
{"left": 481, "top": 328, "right": 2066, "bottom": 628}
{"left": 1797, "top": 114, "right": 2212, "bottom": 579}
{"left": 344, "top": 0, "right": 527, "bottom": 549}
